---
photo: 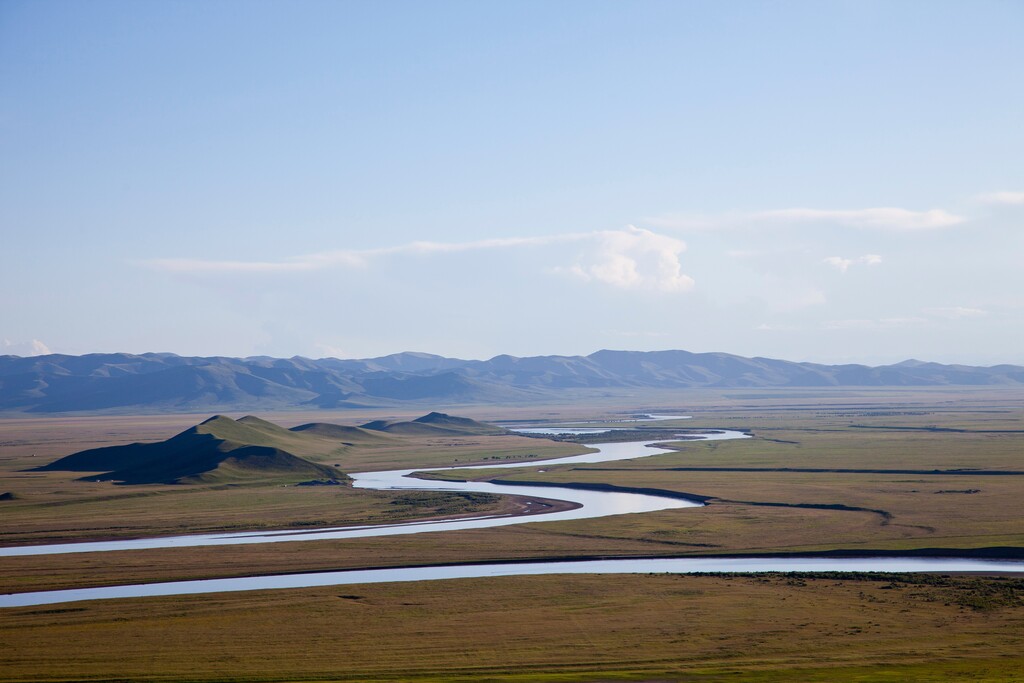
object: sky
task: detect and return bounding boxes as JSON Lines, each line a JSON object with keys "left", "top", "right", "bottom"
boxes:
{"left": 2, "top": 0, "right": 1022, "bottom": 365}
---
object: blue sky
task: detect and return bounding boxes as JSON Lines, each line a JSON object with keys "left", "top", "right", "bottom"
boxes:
{"left": 2, "top": 0, "right": 1022, "bottom": 364}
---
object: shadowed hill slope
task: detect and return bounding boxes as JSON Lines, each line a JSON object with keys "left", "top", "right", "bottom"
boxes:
{"left": 36, "top": 415, "right": 347, "bottom": 485}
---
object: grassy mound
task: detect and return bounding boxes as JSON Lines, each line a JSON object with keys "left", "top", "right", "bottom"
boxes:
{"left": 37, "top": 415, "right": 348, "bottom": 485}
{"left": 361, "top": 412, "right": 507, "bottom": 436}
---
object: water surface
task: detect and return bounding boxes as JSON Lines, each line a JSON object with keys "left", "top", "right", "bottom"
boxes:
{"left": 4, "top": 555, "right": 1022, "bottom": 608}
{"left": 0, "top": 422, "right": 747, "bottom": 557}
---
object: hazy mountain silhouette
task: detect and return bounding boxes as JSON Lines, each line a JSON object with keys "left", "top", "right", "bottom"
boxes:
{"left": 3, "top": 350, "right": 1023, "bottom": 414}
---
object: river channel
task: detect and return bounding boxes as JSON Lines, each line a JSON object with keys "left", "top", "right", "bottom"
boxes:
{"left": 3, "top": 415, "right": 1023, "bottom": 607}
{"left": 0, "top": 416, "right": 742, "bottom": 558}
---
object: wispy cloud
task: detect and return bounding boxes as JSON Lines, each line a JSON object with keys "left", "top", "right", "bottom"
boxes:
{"left": 142, "top": 227, "right": 696, "bottom": 293}
{"left": 649, "top": 207, "right": 966, "bottom": 231}
{"left": 372, "top": 235, "right": 587, "bottom": 256}
{"left": 755, "top": 208, "right": 964, "bottom": 230}
{"left": 924, "top": 306, "right": 988, "bottom": 319}
{"left": 824, "top": 317, "right": 928, "bottom": 330}
{"left": 754, "top": 323, "right": 801, "bottom": 332}
{"left": 143, "top": 234, "right": 588, "bottom": 274}
{"left": 823, "top": 254, "right": 883, "bottom": 273}
{"left": 975, "top": 191, "right": 1024, "bottom": 206}
{"left": 145, "top": 258, "right": 329, "bottom": 273}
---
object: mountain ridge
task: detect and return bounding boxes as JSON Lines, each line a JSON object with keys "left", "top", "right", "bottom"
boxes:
{"left": 2, "top": 350, "right": 1022, "bottom": 414}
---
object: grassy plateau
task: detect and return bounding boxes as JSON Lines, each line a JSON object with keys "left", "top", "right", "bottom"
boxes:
{"left": 1, "top": 387, "right": 1023, "bottom": 681}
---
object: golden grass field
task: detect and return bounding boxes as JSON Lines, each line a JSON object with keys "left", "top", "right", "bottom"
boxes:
{"left": 3, "top": 574, "right": 1024, "bottom": 682}
{"left": 1, "top": 387, "right": 1023, "bottom": 681}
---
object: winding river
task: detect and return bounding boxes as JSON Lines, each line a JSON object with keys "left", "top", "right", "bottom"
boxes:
{"left": 3, "top": 415, "right": 1023, "bottom": 607}
{"left": 0, "top": 416, "right": 739, "bottom": 558}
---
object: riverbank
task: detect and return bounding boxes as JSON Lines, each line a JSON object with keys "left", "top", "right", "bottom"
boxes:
{"left": 3, "top": 572, "right": 1023, "bottom": 682}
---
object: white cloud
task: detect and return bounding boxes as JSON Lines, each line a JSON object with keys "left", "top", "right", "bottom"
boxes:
{"left": 824, "top": 317, "right": 928, "bottom": 330}
{"left": 141, "top": 227, "right": 696, "bottom": 293}
{"left": 824, "top": 254, "right": 883, "bottom": 272}
{"left": 823, "top": 256, "right": 853, "bottom": 272}
{"left": 145, "top": 258, "right": 328, "bottom": 273}
{"left": 377, "top": 235, "right": 586, "bottom": 255}
{"left": 975, "top": 191, "right": 1024, "bottom": 205}
{"left": 556, "top": 226, "right": 694, "bottom": 292}
{"left": 754, "top": 323, "right": 801, "bottom": 331}
{"left": 313, "top": 342, "right": 349, "bottom": 358}
{"left": 142, "top": 234, "right": 589, "bottom": 274}
{"left": 924, "top": 306, "right": 988, "bottom": 319}
{"left": 1, "top": 339, "right": 52, "bottom": 356}
{"left": 649, "top": 207, "right": 966, "bottom": 231}
{"left": 755, "top": 208, "right": 964, "bottom": 230}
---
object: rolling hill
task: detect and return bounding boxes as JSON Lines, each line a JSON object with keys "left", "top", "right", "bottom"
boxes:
{"left": 2, "top": 350, "right": 1023, "bottom": 414}
{"left": 360, "top": 412, "right": 509, "bottom": 436}
{"left": 36, "top": 415, "right": 349, "bottom": 485}
{"left": 288, "top": 422, "right": 398, "bottom": 444}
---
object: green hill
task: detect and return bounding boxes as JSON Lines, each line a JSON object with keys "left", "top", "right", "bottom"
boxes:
{"left": 37, "top": 415, "right": 349, "bottom": 485}
{"left": 360, "top": 412, "right": 507, "bottom": 436}
{"left": 289, "top": 422, "right": 396, "bottom": 444}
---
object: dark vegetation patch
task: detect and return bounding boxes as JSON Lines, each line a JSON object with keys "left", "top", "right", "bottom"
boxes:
{"left": 720, "top": 500, "right": 893, "bottom": 523}
{"left": 684, "top": 572, "right": 1024, "bottom": 611}
{"left": 489, "top": 478, "right": 713, "bottom": 503}
{"left": 17, "top": 607, "right": 88, "bottom": 616}
{"left": 851, "top": 424, "right": 1024, "bottom": 433}
{"left": 388, "top": 491, "right": 502, "bottom": 515}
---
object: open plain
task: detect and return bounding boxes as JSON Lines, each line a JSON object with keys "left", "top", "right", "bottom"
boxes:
{"left": 2, "top": 387, "right": 1024, "bottom": 681}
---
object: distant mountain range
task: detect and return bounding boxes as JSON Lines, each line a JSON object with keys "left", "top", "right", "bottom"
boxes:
{"left": 2, "top": 350, "right": 1023, "bottom": 414}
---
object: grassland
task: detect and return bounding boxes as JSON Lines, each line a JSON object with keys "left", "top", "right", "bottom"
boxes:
{"left": 2, "top": 573, "right": 1024, "bottom": 682}
{"left": 475, "top": 426, "right": 1024, "bottom": 557}
{"left": 0, "top": 413, "right": 590, "bottom": 546}
{"left": 1, "top": 388, "right": 1023, "bottom": 681}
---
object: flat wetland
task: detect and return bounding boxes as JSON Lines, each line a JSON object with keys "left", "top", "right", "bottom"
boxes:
{"left": 2, "top": 386, "right": 1024, "bottom": 681}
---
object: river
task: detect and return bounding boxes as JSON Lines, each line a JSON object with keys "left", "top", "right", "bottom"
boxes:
{"left": 3, "top": 415, "right": 1022, "bottom": 607}
{"left": 0, "top": 417, "right": 742, "bottom": 557}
